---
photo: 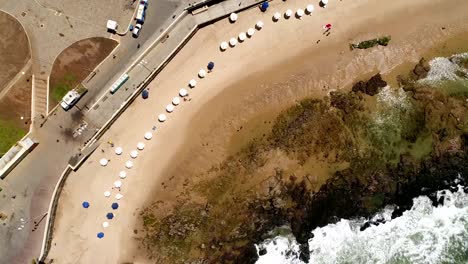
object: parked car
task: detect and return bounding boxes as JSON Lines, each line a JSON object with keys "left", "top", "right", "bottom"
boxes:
{"left": 132, "top": 23, "right": 142, "bottom": 38}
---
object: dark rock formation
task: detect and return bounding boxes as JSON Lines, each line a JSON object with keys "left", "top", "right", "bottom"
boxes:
{"left": 352, "top": 73, "right": 387, "bottom": 96}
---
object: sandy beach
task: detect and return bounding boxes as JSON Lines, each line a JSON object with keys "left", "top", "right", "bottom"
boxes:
{"left": 46, "top": 0, "right": 468, "bottom": 263}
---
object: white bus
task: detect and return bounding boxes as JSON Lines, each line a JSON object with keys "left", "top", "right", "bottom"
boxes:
{"left": 136, "top": 4, "right": 146, "bottom": 24}
{"left": 110, "top": 74, "right": 129, "bottom": 94}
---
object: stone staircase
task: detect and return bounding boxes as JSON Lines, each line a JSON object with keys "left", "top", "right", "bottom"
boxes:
{"left": 32, "top": 75, "right": 49, "bottom": 121}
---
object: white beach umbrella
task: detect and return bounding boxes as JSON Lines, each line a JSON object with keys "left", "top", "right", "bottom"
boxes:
{"left": 321, "top": 0, "right": 328, "bottom": 6}
{"left": 144, "top": 131, "right": 153, "bottom": 140}
{"left": 229, "top": 37, "right": 237, "bottom": 47}
{"left": 137, "top": 142, "right": 145, "bottom": 150}
{"left": 273, "top": 12, "right": 281, "bottom": 21}
{"left": 119, "top": 171, "right": 127, "bottom": 179}
{"left": 229, "top": 13, "right": 238, "bottom": 22}
{"left": 189, "top": 79, "right": 197, "bottom": 88}
{"left": 166, "top": 104, "right": 174, "bottom": 113}
{"left": 104, "top": 191, "right": 111, "bottom": 197}
{"left": 220, "top": 41, "right": 228, "bottom": 51}
{"left": 114, "top": 147, "right": 123, "bottom": 155}
{"left": 114, "top": 180, "right": 122, "bottom": 188}
{"left": 256, "top": 21, "right": 264, "bottom": 29}
{"left": 158, "top": 114, "right": 167, "bottom": 122}
{"left": 115, "top": 193, "right": 124, "bottom": 200}
{"left": 306, "top": 4, "right": 314, "bottom": 14}
{"left": 125, "top": 160, "right": 134, "bottom": 169}
{"left": 198, "top": 69, "right": 206, "bottom": 78}
{"left": 296, "top": 9, "right": 304, "bottom": 18}
{"left": 179, "top": 88, "right": 188, "bottom": 97}
{"left": 238, "top": 32, "right": 246, "bottom": 42}
{"left": 102, "top": 222, "right": 109, "bottom": 228}
{"left": 100, "top": 158, "right": 108, "bottom": 166}
{"left": 172, "top": 97, "right": 181, "bottom": 106}
{"left": 285, "top": 9, "right": 293, "bottom": 18}
{"left": 247, "top": 28, "right": 255, "bottom": 37}
{"left": 130, "top": 150, "right": 138, "bottom": 158}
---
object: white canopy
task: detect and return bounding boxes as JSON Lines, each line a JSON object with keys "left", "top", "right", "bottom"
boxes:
{"left": 158, "top": 114, "right": 167, "bottom": 122}
{"left": 166, "top": 104, "right": 174, "bottom": 113}
{"left": 137, "top": 142, "right": 145, "bottom": 150}
{"left": 238, "top": 32, "right": 246, "bottom": 41}
{"left": 273, "top": 12, "right": 281, "bottom": 21}
{"left": 104, "top": 191, "right": 111, "bottom": 197}
{"left": 130, "top": 150, "right": 138, "bottom": 158}
{"left": 285, "top": 9, "right": 293, "bottom": 18}
{"left": 102, "top": 222, "right": 109, "bottom": 228}
{"left": 322, "top": 0, "right": 328, "bottom": 4}
{"left": 220, "top": 41, "right": 228, "bottom": 50}
{"left": 247, "top": 28, "right": 255, "bottom": 37}
{"left": 114, "top": 147, "right": 123, "bottom": 155}
{"left": 198, "top": 69, "right": 206, "bottom": 78}
{"left": 306, "top": 4, "right": 314, "bottom": 13}
{"left": 172, "top": 97, "right": 181, "bottom": 105}
{"left": 119, "top": 171, "right": 127, "bottom": 179}
{"left": 256, "top": 21, "right": 264, "bottom": 29}
{"left": 229, "top": 38, "right": 237, "bottom": 47}
{"left": 144, "top": 131, "right": 153, "bottom": 140}
{"left": 115, "top": 193, "right": 124, "bottom": 200}
{"left": 179, "top": 88, "right": 188, "bottom": 97}
{"left": 125, "top": 160, "right": 134, "bottom": 169}
{"left": 297, "top": 9, "right": 304, "bottom": 17}
{"left": 189, "top": 79, "right": 197, "bottom": 88}
{"left": 114, "top": 180, "right": 122, "bottom": 188}
{"left": 100, "top": 158, "right": 108, "bottom": 166}
{"left": 229, "top": 13, "right": 238, "bottom": 22}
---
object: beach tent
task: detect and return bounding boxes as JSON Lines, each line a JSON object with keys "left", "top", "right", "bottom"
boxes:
{"left": 82, "top": 201, "right": 90, "bottom": 208}
{"left": 285, "top": 9, "right": 293, "bottom": 18}
{"left": 102, "top": 222, "right": 109, "bottom": 228}
{"left": 256, "top": 21, "right": 264, "bottom": 29}
{"left": 158, "top": 114, "right": 167, "bottom": 122}
{"left": 115, "top": 147, "right": 123, "bottom": 155}
{"left": 104, "top": 191, "right": 111, "bottom": 197}
{"left": 296, "top": 9, "right": 304, "bottom": 18}
{"left": 114, "top": 180, "right": 122, "bottom": 188}
{"left": 220, "top": 41, "right": 228, "bottom": 51}
{"left": 166, "top": 104, "right": 174, "bottom": 113}
{"left": 111, "top": 203, "right": 119, "bottom": 210}
{"left": 179, "top": 88, "right": 188, "bottom": 97}
{"left": 144, "top": 132, "right": 153, "bottom": 140}
{"left": 119, "top": 171, "right": 127, "bottom": 179}
{"left": 229, "top": 13, "right": 238, "bottom": 22}
{"left": 142, "top": 89, "right": 149, "bottom": 99}
{"left": 207, "top": 62, "right": 215, "bottom": 71}
{"left": 229, "top": 38, "right": 237, "bottom": 47}
{"left": 97, "top": 232, "right": 105, "bottom": 238}
{"left": 115, "top": 193, "right": 124, "bottom": 200}
{"left": 247, "top": 28, "right": 255, "bottom": 37}
{"left": 106, "top": 213, "right": 114, "bottom": 219}
{"left": 137, "top": 142, "right": 145, "bottom": 150}
{"left": 189, "top": 79, "right": 197, "bottom": 88}
{"left": 125, "top": 160, "right": 134, "bottom": 168}
{"left": 198, "top": 69, "right": 207, "bottom": 78}
{"left": 260, "top": 2, "right": 269, "bottom": 12}
{"left": 306, "top": 4, "right": 314, "bottom": 14}
{"left": 273, "top": 12, "right": 281, "bottom": 21}
{"left": 100, "top": 158, "right": 108, "bottom": 166}
{"left": 172, "top": 97, "right": 181, "bottom": 105}
{"left": 238, "top": 32, "right": 246, "bottom": 42}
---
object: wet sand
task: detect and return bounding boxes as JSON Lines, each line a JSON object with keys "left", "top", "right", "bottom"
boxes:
{"left": 46, "top": 0, "right": 468, "bottom": 263}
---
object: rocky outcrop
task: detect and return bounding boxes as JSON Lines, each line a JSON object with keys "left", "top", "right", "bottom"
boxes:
{"left": 352, "top": 73, "right": 387, "bottom": 96}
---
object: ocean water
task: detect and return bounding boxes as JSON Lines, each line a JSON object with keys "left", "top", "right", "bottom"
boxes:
{"left": 255, "top": 54, "right": 468, "bottom": 264}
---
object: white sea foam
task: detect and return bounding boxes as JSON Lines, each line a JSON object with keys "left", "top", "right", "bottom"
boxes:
{"left": 256, "top": 186, "right": 468, "bottom": 264}
{"left": 423, "top": 53, "right": 468, "bottom": 83}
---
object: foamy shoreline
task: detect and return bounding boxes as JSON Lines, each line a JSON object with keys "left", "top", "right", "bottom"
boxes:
{"left": 46, "top": 0, "right": 468, "bottom": 263}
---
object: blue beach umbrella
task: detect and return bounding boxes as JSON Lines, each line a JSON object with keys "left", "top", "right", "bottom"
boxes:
{"left": 97, "top": 232, "right": 104, "bottom": 239}
{"left": 260, "top": 2, "right": 269, "bottom": 12}
{"left": 106, "top": 212, "right": 114, "bottom": 219}
{"left": 207, "top": 61, "right": 215, "bottom": 71}
{"left": 111, "top": 203, "right": 119, "bottom": 210}
{"left": 142, "top": 89, "right": 149, "bottom": 99}
{"left": 82, "top": 201, "right": 90, "bottom": 208}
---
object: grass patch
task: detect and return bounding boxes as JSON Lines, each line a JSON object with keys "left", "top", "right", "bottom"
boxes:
{"left": 51, "top": 73, "right": 76, "bottom": 102}
{"left": 0, "top": 119, "right": 27, "bottom": 156}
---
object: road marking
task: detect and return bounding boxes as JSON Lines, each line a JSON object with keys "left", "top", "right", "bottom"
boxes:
{"left": 87, "top": 90, "right": 109, "bottom": 112}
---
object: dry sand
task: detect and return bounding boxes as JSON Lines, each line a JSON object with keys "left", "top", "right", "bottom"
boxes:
{"left": 47, "top": 0, "right": 468, "bottom": 263}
